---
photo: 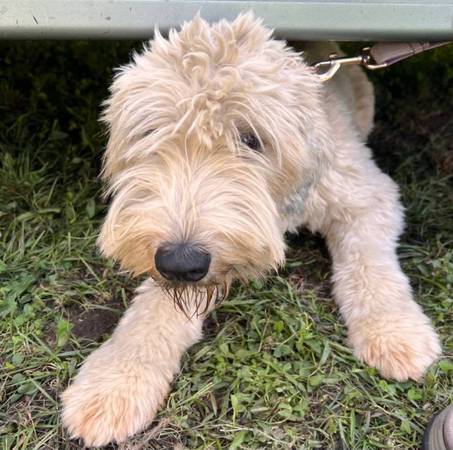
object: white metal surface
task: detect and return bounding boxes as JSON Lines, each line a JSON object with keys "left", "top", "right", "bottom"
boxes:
{"left": 1, "top": 0, "right": 453, "bottom": 40}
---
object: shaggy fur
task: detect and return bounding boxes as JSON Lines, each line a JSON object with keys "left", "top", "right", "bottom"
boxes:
{"left": 61, "top": 14, "right": 441, "bottom": 447}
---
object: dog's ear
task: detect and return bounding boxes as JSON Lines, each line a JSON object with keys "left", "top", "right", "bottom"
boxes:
{"left": 230, "top": 12, "right": 273, "bottom": 49}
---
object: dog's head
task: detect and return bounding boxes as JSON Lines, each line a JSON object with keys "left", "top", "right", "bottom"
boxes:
{"left": 99, "top": 13, "right": 331, "bottom": 307}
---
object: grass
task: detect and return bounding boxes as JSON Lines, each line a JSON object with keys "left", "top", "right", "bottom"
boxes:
{"left": 0, "top": 40, "right": 452, "bottom": 450}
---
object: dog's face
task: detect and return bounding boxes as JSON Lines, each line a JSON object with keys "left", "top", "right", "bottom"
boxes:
{"left": 99, "top": 14, "right": 329, "bottom": 304}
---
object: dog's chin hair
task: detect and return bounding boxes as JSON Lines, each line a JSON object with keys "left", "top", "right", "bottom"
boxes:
{"left": 160, "top": 282, "right": 230, "bottom": 318}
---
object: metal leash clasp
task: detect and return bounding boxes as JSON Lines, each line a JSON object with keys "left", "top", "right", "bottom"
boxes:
{"left": 315, "top": 47, "right": 388, "bottom": 82}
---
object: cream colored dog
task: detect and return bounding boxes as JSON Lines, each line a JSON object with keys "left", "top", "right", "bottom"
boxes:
{"left": 61, "top": 14, "right": 441, "bottom": 447}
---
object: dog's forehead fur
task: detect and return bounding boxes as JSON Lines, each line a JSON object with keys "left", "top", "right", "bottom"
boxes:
{"left": 102, "top": 14, "right": 326, "bottom": 178}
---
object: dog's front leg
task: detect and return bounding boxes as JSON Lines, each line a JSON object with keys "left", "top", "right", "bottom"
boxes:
{"left": 62, "top": 279, "right": 205, "bottom": 447}
{"left": 313, "top": 161, "right": 441, "bottom": 381}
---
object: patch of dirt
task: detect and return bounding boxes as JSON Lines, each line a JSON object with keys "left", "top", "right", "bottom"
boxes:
{"left": 70, "top": 307, "right": 120, "bottom": 342}
{"left": 44, "top": 301, "right": 123, "bottom": 347}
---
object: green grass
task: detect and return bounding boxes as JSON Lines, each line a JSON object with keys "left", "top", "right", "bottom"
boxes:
{"left": 0, "top": 41, "right": 452, "bottom": 450}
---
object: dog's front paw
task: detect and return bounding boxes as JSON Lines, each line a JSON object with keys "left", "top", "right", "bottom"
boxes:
{"left": 349, "top": 310, "right": 441, "bottom": 381}
{"left": 61, "top": 358, "right": 171, "bottom": 447}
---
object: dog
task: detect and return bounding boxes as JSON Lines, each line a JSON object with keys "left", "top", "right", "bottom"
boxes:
{"left": 61, "top": 13, "right": 441, "bottom": 447}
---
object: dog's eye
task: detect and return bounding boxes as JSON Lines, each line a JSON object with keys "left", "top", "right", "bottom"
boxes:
{"left": 240, "top": 133, "right": 261, "bottom": 152}
{"left": 136, "top": 129, "right": 155, "bottom": 141}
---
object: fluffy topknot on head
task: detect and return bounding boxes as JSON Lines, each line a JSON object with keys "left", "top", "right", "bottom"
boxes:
{"left": 101, "top": 13, "right": 325, "bottom": 181}
{"left": 152, "top": 13, "right": 275, "bottom": 69}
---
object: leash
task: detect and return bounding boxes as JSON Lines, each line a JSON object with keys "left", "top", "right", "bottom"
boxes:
{"left": 315, "top": 42, "right": 452, "bottom": 82}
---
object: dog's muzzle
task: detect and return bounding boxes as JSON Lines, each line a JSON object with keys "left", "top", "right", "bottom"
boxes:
{"left": 155, "top": 243, "right": 211, "bottom": 282}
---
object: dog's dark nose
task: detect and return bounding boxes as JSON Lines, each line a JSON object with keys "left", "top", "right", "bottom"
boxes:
{"left": 155, "top": 244, "right": 211, "bottom": 282}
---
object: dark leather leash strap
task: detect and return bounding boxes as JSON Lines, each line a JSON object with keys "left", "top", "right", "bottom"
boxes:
{"left": 315, "top": 42, "right": 452, "bottom": 81}
{"left": 370, "top": 42, "right": 451, "bottom": 66}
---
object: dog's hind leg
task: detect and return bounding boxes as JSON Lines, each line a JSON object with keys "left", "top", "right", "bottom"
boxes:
{"left": 306, "top": 148, "right": 441, "bottom": 381}
{"left": 61, "top": 279, "right": 207, "bottom": 447}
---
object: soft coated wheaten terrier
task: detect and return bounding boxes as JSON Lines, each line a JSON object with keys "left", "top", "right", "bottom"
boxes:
{"left": 61, "top": 13, "right": 441, "bottom": 447}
